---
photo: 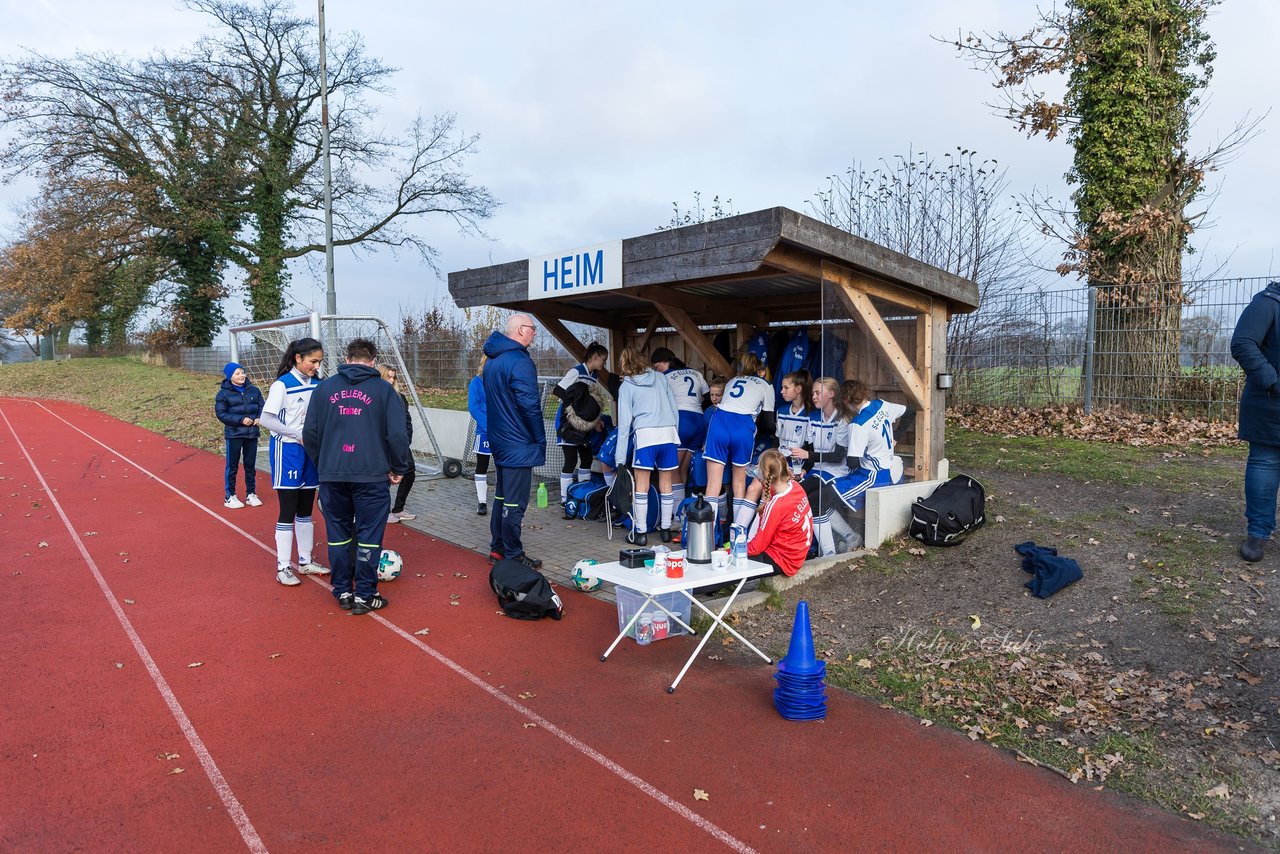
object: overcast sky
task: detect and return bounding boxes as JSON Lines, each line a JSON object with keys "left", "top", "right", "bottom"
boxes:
{"left": 3, "top": 0, "right": 1278, "bottom": 334}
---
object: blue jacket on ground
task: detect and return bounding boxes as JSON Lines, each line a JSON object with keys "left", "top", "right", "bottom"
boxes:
{"left": 615, "top": 368, "right": 679, "bottom": 464}
{"left": 302, "top": 362, "right": 411, "bottom": 482}
{"left": 214, "top": 378, "right": 265, "bottom": 440}
{"left": 1015, "top": 541, "right": 1083, "bottom": 599}
{"left": 467, "top": 374, "right": 488, "bottom": 434}
{"left": 481, "top": 331, "right": 546, "bottom": 468}
{"left": 1231, "top": 281, "right": 1280, "bottom": 445}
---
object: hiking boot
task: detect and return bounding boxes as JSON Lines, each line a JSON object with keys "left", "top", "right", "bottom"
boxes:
{"left": 516, "top": 554, "right": 543, "bottom": 569}
{"left": 337, "top": 592, "right": 354, "bottom": 610}
{"left": 245, "top": 493, "right": 263, "bottom": 507}
{"left": 1239, "top": 537, "right": 1267, "bottom": 563}
{"left": 351, "top": 593, "right": 388, "bottom": 615}
{"left": 477, "top": 502, "right": 487, "bottom": 516}
{"left": 276, "top": 566, "right": 301, "bottom": 586}
{"left": 224, "top": 495, "right": 244, "bottom": 509}
{"left": 296, "top": 561, "right": 329, "bottom": 576}
{"left": 626, "top": 529, "right": 647, "bottom": 546}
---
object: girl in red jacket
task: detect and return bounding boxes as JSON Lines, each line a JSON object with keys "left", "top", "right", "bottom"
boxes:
{"left": 747, "top": 449, "right": 813, "bottom": 577}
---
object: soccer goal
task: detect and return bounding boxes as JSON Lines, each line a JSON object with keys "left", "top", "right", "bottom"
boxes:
{"left": 228, "top": 311, "right": 461, "bottom": 479}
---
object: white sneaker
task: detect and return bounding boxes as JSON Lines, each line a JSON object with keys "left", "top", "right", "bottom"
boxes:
{"left": 245, "top": 493, "right": 263, "bottom": 507}
{"left": 224, "top": 495, "right": 244, "bottom": 509}
{"left": 276, "top": 566, "right": 301, "bottom": 586}
{"left": 296, "top": 561, "right": 329, "bottom": 576}
{"left": 386, "top": 512, "right": 401, "bottom": 524}
{"left": 395, "top": 511, "right": 416, "bottom": 521}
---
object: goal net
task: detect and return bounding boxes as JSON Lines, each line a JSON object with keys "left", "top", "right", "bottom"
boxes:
{"left": 228, "top": 312, "right": 453, "bottom": 478}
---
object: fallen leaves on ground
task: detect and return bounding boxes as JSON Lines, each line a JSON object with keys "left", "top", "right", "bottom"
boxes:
{"left": 693, "top": 789, "right": 709, "bottom": 801}
{"left": 950, "top": 404, "right": 1239, "bottom": 448}
{"left": 413, "top": 628, "right": 430, "bottom": 636}
{"left": 187, "top": 662, "right": 203, "bottom": 668}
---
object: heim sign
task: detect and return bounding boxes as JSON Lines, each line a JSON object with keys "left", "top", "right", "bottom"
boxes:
{"left": 527, "top": 240, "right": 623, "bottom": 301}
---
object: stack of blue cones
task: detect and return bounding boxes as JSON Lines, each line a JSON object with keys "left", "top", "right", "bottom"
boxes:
{"left": 773, "top": 600, "right": 827, "bottom": 720}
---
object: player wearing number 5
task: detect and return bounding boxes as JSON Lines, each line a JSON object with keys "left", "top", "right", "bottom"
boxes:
{"left": 702, "top": 351, "right": 776, "bottom": 540}
{"left": 259, "top": 337, "right": 329, "bottom": 586}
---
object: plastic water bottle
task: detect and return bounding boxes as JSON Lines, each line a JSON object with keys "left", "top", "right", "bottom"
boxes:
{"left": 536, "top": 482, "right": 548, "bottom": 508}
{"left": 733, "top": 528, "right": 747, "bottom": 569}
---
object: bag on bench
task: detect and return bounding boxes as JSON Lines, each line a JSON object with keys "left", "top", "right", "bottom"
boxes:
{"left": 908, "top": 475, "right": 986, "bottom": 547}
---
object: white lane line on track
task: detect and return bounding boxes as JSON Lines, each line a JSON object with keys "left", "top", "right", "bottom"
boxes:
{"left": 29, "top": 399, "right": 758, "bottom": 854}
{"left": 0, "top": 404, "right": 269, "bottom": 854}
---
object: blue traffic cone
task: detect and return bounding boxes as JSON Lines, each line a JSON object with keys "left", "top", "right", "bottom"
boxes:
{"left": 779, "top": 600, "right": 823, "bottom": 676}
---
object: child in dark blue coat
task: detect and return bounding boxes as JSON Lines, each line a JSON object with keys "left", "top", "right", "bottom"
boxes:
{"left": 214, "top": 362, "right": 265, "bottom": 508}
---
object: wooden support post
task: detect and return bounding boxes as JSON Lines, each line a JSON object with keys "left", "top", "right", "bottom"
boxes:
{"left": 532, "top": 313, "right": 586, "bottom": 362}
{"left": 825, "top": 267, "right": 928, "bottom": 411}
{"left": 656, "top": 303, "right": 732, "bottom": 378}
{"left": 913, "top": 308, "right": 934, "bottom": 481}
{"left": 637, "top": 313, "right": 661, "bottom": 353}
{"left": 927, "top": 303, "right": 947, "bottom": 479}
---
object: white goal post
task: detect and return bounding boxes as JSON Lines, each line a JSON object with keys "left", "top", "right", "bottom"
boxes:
{"left": 228, "top": 311, "right": 461, "bottom": 479}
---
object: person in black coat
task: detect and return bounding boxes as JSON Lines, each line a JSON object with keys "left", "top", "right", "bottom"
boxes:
{"left": 214, "top": 362, "right": 266, "bottom": 508}
{"left": 380, "top": 364, "right": 418, "bottom": 524}
{"left": 1230, "top": 280, "right": 1280, "bottom": 561}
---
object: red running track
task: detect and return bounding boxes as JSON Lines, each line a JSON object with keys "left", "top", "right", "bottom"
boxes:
{"left": 0, "top": 399, "right": 1254, "bottom": 853}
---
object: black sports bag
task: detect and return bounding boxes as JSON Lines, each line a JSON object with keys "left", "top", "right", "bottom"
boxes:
{"left": 908, "top": 475, "right": 986, "bottom": 547}
{"left": 489, "top": 559, "right": 565, "bottom": 620}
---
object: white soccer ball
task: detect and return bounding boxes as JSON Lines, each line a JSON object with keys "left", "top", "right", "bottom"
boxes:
{"left": 377, "top": 549, "right": 403, "bottom": 582}
{"left": 571, "top": 558, "right": 602, "bottom": 592}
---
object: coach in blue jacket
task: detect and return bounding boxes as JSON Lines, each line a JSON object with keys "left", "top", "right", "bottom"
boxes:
{"left": 1230, "top": 280, "right": 1280, "bottom": 562}
{"left": 303, "top": 337, "right": 411, "bottom": 614}
{"left": 481, "top": 314, "right": 547, "bottom": 569}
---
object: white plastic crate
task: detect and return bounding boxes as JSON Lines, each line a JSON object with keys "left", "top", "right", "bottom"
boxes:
{"left": 615, "top": 587, "right": 692, "bottom": 643}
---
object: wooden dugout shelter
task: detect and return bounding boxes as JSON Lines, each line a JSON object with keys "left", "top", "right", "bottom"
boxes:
{"left": 447, "top": 207, "right": 979, "bottom": 481}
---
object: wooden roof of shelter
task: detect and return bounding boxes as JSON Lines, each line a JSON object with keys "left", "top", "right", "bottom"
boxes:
{"left": 447, "top": 206, "right": 979, "bottom": 329}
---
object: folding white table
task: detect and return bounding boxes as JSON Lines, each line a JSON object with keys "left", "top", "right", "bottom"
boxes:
{"left": 590, "top": 555, "right": 774, "bottom": 692}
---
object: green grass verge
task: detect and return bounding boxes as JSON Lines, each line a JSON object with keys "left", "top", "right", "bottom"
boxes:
{"left": 948, "top": 426, "right": 1245, "bottom": 492}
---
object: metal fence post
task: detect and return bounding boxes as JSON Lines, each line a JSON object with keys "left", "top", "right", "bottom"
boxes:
{"left": 1083, "top": 285, "right": 1097, "bottom": 414}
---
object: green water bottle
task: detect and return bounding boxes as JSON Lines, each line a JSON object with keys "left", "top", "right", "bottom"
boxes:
{"left": 536, "top": 482, "right": 548, "bottom": 508}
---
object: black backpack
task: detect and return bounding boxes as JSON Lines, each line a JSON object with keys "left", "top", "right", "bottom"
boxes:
{"left": 488, "top": 559, "right": 564, "bottom": 620}
{"left": 908, "top": 475, "right": 987, "bottom": 547}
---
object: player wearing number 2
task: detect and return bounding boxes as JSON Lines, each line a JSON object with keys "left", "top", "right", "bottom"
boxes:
{"left": 650, "top": 347, "right": 708, "bottom": 512}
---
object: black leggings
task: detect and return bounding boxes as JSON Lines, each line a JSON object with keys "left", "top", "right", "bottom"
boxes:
{"left": 392, "top": 468, "right": 417, "bottom": 513}
{"left": 561, "top": 445, "right": 592, "bottom": 474}
{"left": 276, "top": 488, "right": 316, "bottom": 524}
{"left": 475, "top": 452, "right": 490, "bottom": 475}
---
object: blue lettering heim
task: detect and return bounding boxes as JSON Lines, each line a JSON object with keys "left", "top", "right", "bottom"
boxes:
{"left": 542, "top": 258, "right": 557, "bottom": 293}
{"left": 560, "top": 255, "right": 574, "bottom": 289}
{"left": 581, "top": 250, "right": 603, "bottom": 286}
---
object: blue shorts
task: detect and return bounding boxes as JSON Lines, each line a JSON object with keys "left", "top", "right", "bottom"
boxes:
{"left": 473, "top": 431, "right": 490, "bottom": 456}
{"left": 270, "top": 437, "right": 318, "bottom": 490}
{"left": 677, "top": 410, "right": 705, "bottom": 452}
{"left": 632, "top": 442, "right": 679, "bottom": 471}
{"left": 830, "top": 466, "right": 896, "bottom": 513}
{"left": 702, "top": 410, "right": 756, "bottom": 467}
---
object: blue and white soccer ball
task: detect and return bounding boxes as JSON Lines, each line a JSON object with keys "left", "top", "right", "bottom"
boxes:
{"left": 377, "top": 549, "right": 403, "bottom": 582}
{"left": 571, "top": 558, "right": 602, "bottom": 592}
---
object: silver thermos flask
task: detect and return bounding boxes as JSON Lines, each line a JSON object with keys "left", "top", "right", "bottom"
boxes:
{"left": 684, "top": 495, "right": 715, "bottom": 564}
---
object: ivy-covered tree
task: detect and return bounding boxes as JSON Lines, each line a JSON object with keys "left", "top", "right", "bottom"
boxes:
{"left": 952, "top": 0, "right": 1249, "bottom": 405}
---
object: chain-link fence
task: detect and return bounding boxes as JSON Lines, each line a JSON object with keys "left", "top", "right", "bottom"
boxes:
{"left": 949, "top": 276, "right": 1270, "bottom": 418}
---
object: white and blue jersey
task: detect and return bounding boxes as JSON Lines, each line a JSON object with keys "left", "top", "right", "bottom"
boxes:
{"left": 665, "top": 367, "right": 709, "bottom": 451}
{"left": 830, "top": 399, "right": 906, "bottom": 511}
{"left": 263, "top": 369, "right": 320, "bottom": 489}
{"left": 805, "top": 411, "right": 852, "bottom": 482}
{"left": 554, "top": 363, "right": 600, "bottom": 446}
{"left": 704, "top": 375, "right": 774, "bottom": 467}
{"left": 775, "top": 402, "right": 811, "bottom": 451}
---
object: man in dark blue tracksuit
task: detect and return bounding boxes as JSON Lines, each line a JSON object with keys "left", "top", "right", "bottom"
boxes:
{"left": 482, "top": 314, "right": 547, "bottom": 569}
{"left": 303, "top": 338, "right": 411, "bottom": 614}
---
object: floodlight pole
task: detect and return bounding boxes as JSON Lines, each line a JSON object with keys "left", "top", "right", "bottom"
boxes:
{"left": 318, "top": 0, "right": 336, "bottom": 315}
